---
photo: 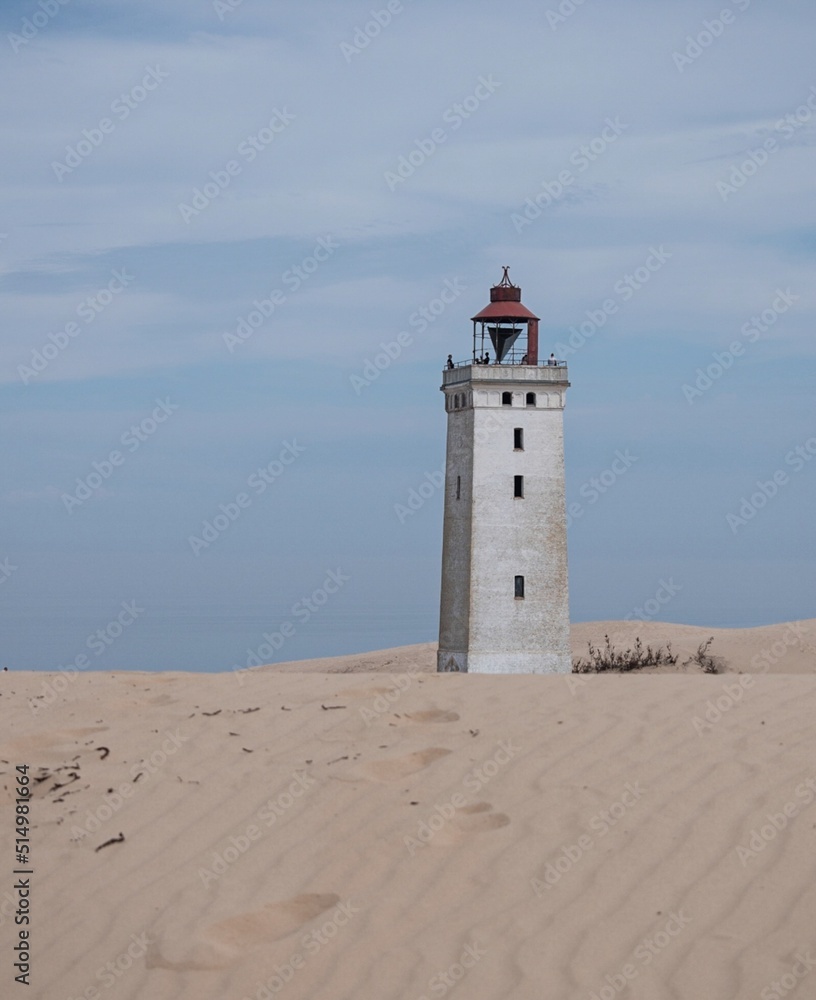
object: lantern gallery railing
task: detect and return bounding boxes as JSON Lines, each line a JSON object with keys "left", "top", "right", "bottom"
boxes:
{"left": 445, "top": 354, "right": 567, "bottom": 370}
{"left": 441, "top": 362, "right": 570, "bottom": 388}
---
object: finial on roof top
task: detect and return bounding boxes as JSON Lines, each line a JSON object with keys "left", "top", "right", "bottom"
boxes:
{"left": 498, "top": 265, "right": 516, "bottom": 288}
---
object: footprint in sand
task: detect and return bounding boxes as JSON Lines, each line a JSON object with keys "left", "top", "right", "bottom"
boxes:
{"left": 405, "top": 709, "right": 460, "bottom": 724}
{"left": 422, "top": 802, "right": 511, "bottom": 847}
{"left": 361, "top": 747, "right": 452, "bottom": 782}
{"left": 205, "top": 893, "right": 339, "bottom": 948}
{"left": 147, "top": 893, "right": 340, "bottom": 971}
{"left": 145, "top": 694, "right": 176, "bottom": 706}
{"left": 456, "top": 802, "right": 511, "bottom": 833}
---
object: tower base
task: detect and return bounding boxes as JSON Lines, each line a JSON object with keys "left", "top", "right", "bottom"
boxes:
{"left": 437, "top": 650, "right": 571, "bottom": 675}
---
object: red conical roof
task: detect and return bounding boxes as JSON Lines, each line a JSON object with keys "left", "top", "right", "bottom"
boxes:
{"left": 471, "top": 267, "right": 539, "bottom": 323}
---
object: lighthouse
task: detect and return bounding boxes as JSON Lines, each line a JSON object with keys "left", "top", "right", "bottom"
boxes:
{"left": 437, "top": 268, "right": 571, "bottom": 674}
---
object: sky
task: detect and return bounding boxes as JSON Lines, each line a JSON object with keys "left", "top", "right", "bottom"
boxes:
{"left": 1, "top": 0, "right": 814, "bottom": 672}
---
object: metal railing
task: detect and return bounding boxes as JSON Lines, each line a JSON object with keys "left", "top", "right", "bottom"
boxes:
{"left": 445, "top": 352, "right": 566, "bottom": 370}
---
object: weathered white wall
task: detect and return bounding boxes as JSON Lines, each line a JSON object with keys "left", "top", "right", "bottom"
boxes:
{"left": 437, "top": 366, "right": 571, "bottom": 674}
{"left": 437, "top": 398, "right": 474, "bottom": 673}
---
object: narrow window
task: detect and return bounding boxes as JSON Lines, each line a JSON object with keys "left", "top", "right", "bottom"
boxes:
{"left": 515, "top": 575, "right": 525, "bottom": 599}
{"left": 514, "top": 475, "right": 524, "bottom": 498}
{"left": 502, "top": 391, "right": 512, "bottom": 406}
{"left": 526, "top": 392, "right": 536, "bottom": 407}
{"left": 513, "top": 427, "right": 523, "bottom": 450}
{"left": 456, "top": 475, "right": 461, "bottom": 500}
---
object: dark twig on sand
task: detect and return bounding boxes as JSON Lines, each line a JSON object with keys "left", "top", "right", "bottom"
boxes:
{"left": 95, "top": 833, "right": 125, "bottom": 852}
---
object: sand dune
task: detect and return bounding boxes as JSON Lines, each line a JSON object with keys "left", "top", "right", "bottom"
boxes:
{"left": 1, "top": 621, "right": 815, "bottom": 999}
{"left": 266, "top": 618, "right": 816, "bottom": 675}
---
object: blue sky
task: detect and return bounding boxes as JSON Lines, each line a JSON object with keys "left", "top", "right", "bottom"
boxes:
{"left": 1, "top": 0, "right": 814, "bottom": 671}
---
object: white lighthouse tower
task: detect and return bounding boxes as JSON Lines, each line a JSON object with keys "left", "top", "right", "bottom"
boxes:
{"left": 437, "top": 268, "right": 571, "bottom": 674}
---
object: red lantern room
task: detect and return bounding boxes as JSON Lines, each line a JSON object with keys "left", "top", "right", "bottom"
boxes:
{"left": 470, "top": 266, "right": 541, "bottom": 366}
